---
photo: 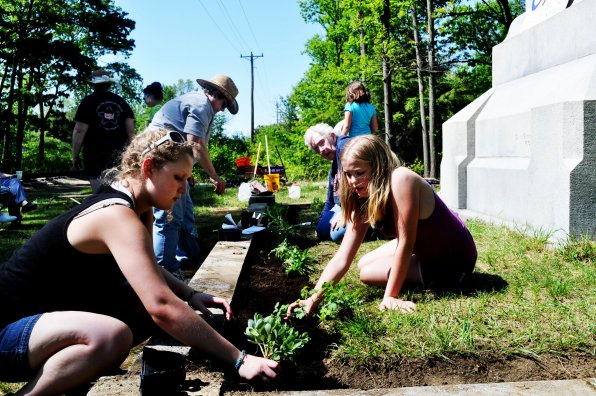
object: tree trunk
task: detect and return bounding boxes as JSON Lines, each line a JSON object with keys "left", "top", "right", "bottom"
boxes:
{"left": 359, "top": 10, "right": 366, "bottom": 57}
{"left": 427, "top": 0, "right": 437, "bottom": 179}
{"left": 2, "top": 59, "right": 19, "bottom": 170}
{"left": 382, "top": 0, "right": 394, "bottom": 145}
{"left": 410, "top": 4, "right": 429, "bottom": 177}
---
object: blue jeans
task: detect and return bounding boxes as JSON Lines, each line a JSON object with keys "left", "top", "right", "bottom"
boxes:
{"left": 0, "top": 178, "right": 27, "bottom": 205}
{"left": 0, "top": 314, "right": 42, "bottom": 382}
{"left": 153, "top": 184, "right": 200, "bottom": 273}
{"left": 316, "top": 204, "right": 346, "bottom": 243}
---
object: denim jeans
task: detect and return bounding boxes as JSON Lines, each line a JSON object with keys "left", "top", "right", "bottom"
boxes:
{"left": 153, "top": 184, "right": 200, "bottom": 273}
{"left": 0, "top": 178, "right": 27, "bottom": 206}
{"left": 0, "top": 314, "right": 42, "bottom": 382}
{"left": 316, "top": 204, "right": 346, "bottom": 243}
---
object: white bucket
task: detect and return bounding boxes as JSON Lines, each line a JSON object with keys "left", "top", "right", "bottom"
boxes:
{"left": 288, "top": 185, "right": 301, "bottom": 199}
{"left": 238, "top": 182, "right": 251, "bottom": 202}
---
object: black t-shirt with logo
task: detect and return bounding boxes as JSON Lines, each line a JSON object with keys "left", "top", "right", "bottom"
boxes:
{"left": 74, "top": 91, "right": 134, "bottom": 176}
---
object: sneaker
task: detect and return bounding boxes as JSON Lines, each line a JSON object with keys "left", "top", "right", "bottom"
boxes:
{"left": 22, "top": 202, "right": 37, "bottom": 213}
{"left": 0, "top": 212, "right": 17, "bottom": 223}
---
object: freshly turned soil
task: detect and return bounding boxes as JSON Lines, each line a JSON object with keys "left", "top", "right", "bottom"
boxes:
{"left": 220, "top": 232, "right": 595, "bottom": 394}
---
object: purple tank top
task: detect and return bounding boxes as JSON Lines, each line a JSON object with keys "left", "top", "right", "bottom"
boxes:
{"left": 376, "top": 193, "right": 477, "bottom": 265}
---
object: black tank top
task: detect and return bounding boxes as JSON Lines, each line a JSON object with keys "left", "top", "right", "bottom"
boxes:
{"left": 0, "top": 188, "right": 134, "bottom": 329}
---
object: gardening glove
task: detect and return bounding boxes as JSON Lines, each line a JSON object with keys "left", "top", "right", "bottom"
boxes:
{"left": 379, "top": 296, "right": 416, "bottom": 313}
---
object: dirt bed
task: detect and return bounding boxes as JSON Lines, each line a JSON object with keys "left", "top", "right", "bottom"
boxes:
{"left": 219, "top": 233, "right": 595, "bottom": 394}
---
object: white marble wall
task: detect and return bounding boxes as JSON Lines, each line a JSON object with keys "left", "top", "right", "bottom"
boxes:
{"left": 440, "top": 0, "right": 595, "bottom": 241}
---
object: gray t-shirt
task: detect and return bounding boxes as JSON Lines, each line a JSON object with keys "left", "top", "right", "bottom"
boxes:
{"left": 150, "top": 91, "right": 214, "bottom": 143}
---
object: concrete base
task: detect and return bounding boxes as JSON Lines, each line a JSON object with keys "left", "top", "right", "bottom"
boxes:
{"left": 268, "top": 378, "right": 596, "bottom": 396}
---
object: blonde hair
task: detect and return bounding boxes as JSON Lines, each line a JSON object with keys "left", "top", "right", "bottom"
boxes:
{"left": 345, "top": 80, "right": 371, "bottom": 104}
{"left": 103, "top": 127, "right": 193, "bottom": 185}
{"left": 339, "top": 135, "right": 401, "bottom": 226}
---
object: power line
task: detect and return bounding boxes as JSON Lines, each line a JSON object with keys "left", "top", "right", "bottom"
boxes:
{"left": 196, "top": 0, "right": 243, "bottom": 54}
{"left": 237, "top": 0, "right": 262, "bottom": 53}
{"left": 216, "top": 0, "right": 251, "bottom": 51}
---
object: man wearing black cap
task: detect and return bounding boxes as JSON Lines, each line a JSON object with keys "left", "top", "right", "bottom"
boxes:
{"left": 72, "top": 69, "right": 135, "bottom": 192}
{"left": 149, "top": 74, "right": 239, "bottom": 279}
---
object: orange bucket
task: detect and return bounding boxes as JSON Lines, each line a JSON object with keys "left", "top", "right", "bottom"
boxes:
{"left": 264, "top": 173, "right": 280, "bottom": 192}
{"left": 235, "top": 157, "right": 251, "bottom": 167}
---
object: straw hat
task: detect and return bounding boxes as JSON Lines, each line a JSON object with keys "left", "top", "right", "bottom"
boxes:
{"left": 89, "top": 69, "right": 116, "bottom": 85}
{"left": 196, "top": 74, "right": 239, "bottom": 114}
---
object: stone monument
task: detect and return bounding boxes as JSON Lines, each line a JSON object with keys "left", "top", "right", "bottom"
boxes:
{"left": 440, "top": 0, "right": 595, "bottom": 242}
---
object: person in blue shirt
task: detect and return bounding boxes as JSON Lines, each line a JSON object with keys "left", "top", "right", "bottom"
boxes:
{"left": 149, "top": 75, "right": 239, "bottom": 280}
{"left": 340, "top": 80, "right": 378, "bottom": 138}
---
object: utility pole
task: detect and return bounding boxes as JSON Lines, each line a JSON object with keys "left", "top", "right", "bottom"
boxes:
{"left": 240, "top": 52, "right": 263, "bottom": 141}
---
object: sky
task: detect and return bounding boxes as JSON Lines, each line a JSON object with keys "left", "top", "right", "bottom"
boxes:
{"left": 107, "top": 0, "right": 322, "bottom": 137}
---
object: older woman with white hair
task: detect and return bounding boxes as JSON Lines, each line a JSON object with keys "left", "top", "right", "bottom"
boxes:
{"left": 303, "top": 121, "right": 352, "bottom": 242}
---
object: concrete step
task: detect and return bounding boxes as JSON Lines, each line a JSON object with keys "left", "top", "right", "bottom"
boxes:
{"left": 257, "top": 377, "right": 596, "bottom": 395}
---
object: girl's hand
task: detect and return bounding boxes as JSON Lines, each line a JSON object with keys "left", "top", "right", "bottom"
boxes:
{"left": 286, "top": 298, "right": 315, "bottom": 319}
{"left": 379, "top": 296, "right": 416, "bottom": 313}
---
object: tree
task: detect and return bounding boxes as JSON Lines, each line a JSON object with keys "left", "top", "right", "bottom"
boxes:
{"left": 0, "top": 0, "right": 138, "bottom": 172}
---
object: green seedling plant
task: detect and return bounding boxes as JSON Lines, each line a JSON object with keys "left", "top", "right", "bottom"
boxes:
{"left": 299, "top": 281, "right": 364, "bottom": 321}
{"left": 270, "top": 239, "right": 314, "bottom": 276}
{"left": 265, "top": 204, "right": 303, "bottom": 241}
{"left": 245, "top": 303, "right": 310, "bottom": 361}
{"left": 269, "top": 239, "right": 291, "bottom": 260}
{"left": 283, "top": 246, "right": 315, "bottom": 276}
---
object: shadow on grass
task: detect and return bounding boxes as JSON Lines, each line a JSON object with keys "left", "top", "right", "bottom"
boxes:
{"left": 413, "top": 271, "right": 509, "bottom": 299}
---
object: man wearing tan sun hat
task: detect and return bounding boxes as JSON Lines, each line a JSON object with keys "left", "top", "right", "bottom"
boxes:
{"left": 149, "top": 74, "right": 239, "bottom": 280}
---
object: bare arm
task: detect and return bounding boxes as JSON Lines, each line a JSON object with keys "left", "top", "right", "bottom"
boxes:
{"left": 379, "top": 169, "right": 420, "bottom": 312}
{"left": 72, "top": 122, "right": 89, "bottom": 170}
{"left": 67, "top": 205, "right": 278, "bottom": 380}
{"left": 342, "top": 111, "right": 352, "bottom": 137}
{"left": 125, "top": 117, "right": 136, "bottom": 140}
{"left": 187, "top": 134, "right": 225, "bottom": 195}
{"left": 288, "top": 217, "right": 368, "bottom": 316}
{"left": 370, "top": 114, "right": 379, "bottom": 133}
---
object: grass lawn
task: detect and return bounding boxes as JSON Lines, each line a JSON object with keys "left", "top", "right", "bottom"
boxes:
{"left": 0, "top": 181, "right": 594, "bottom": 393}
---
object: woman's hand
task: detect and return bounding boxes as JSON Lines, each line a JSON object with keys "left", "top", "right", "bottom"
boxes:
{"left": 190, "top": 291, "right": 233, "bottom": 321}
{"left": 330, "top": 214, "right": 342, "bottom": 232}
{"left": 238, "top": 354, "right": 280, "bottom": 381}
{"left": 379, "top": 296, "right": 416, "bottom": 313}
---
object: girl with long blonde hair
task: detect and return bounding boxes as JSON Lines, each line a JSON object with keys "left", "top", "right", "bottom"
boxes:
{"left": 289, "top": 135, "right": 477, "bottom": 313}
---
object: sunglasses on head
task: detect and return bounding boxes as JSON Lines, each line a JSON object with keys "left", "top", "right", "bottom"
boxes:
{"left": 212, "top": 90, "right": 229, "bottom": 109}
{"left": 141, "top": 130, "right": 186, "bottom": 157}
